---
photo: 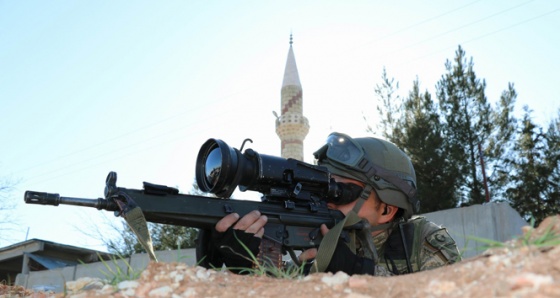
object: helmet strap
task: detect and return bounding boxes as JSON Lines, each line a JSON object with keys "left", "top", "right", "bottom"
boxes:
{"left": 352, "top": 184, "right": 397, "bottom": 230}
{"left": 352, "top": 184, "right": 400, "bottom": 234}
{"left": 351, "top": 184, "right": 372, "bottom": 214}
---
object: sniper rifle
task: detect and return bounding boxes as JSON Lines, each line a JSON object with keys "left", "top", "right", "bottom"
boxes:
{"left": 24, "top": 138, "right": 365, "bottom": 269}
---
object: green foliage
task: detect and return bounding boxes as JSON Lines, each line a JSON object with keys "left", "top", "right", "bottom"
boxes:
{"left": 95, "top": 180, "right": 203, "bottom": 257}
{"left": 151, "top": 224, "right": 199, "bottom": 250}
{"left": 436, "top": 45, "right": 494, "bottom": 206}
{"left": 485, "top": 84, "right": 518, "bottom": 200}
{"left": 104, "top": 221, "right": 199, "bottom": 257}
{"left": 374, "top": 71, "right": 461, "bottom": 212}
{"left": 370, "top": 67, "right": 402, "bottom": 137}
{"left": 373, "top": 45, "right": 559, "bottom": 222}
{"left": 219, "top": 232, "right": 307, "bottom": 279}
{"left": 505, "top": 108, "right": 560, "bottom": 226}
{"left": 399, "top": 80, "right": 460, "bottom": 212}
{"left": 466, "top": 235, "right": 505, "bottom": 253}
{"left": 96, "top": 254, "right": 142, "bottom": 286}
{"left": 469, "top": 217, "right": 560, "bottom": 251}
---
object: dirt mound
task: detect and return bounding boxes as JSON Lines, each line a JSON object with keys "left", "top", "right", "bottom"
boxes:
{"left": 10, "top": 216, "right": 560, "bottom": 297}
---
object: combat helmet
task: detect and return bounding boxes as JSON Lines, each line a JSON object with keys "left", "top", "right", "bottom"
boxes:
{"left": 314, "top": 132, "right": 419, "bottom": 219}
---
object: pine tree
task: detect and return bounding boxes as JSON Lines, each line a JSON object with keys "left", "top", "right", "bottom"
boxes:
{"left": 372, "top": 45, "right": 559, "bottom": 222}
{"left": 370, "top": 67, "right": 402, "bottom": 137}
{"left": 542, "top": 112, "right": 560, "bottom": 220}
{"left": 507, "top": 108, "right": 549, "bottom": 224}
{"left": 396, "top": 80, "right": 461, "bottom": 212}
{"left": 373, "top": 72, "right": 460, "bottom": 212}
{"left": 506, "top": 108, "right": 560, "bottom": 225}
{"left": 436, "top": 45, "right": 493, "bottom": 206}
{"left": 486, "top": 83, "right": 518, "bottom": 200}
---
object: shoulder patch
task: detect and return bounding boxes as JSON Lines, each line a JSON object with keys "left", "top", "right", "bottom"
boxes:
{"left": 425, "top": 228, "right": 461, "bottom": 263}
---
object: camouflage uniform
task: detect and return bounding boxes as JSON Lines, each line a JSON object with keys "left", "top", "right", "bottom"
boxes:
{"left": 311, "top": 133, "right": 462, "bottom": 276}
{"left": 372, "top": 216, "right": 461, "bottom": 276}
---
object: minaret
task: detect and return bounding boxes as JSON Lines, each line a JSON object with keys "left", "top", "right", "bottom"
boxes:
{"left": 275, "top": 34, "right": 309, "bottom": 161}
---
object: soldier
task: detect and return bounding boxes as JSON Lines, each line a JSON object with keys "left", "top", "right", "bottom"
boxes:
{"left": 210, "top": 132, "right": 461, "bottom": 275}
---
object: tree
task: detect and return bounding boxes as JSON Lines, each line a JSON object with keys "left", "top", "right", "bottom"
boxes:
{"left": 0, "top": 174, "right": 19, "bottom": 243}
{"left": 373, "top": 73, "right": 461, "bottom": 212}
{"left": 87, "top": 181, "right": 203, "bottom": 257}
{"left": 507, "top": 109, "right": 543, "bottom": 221}
{"left": 486, "top": 83, "right": 518, "bottom": 200}
{"left": 436, "top": 45, "right": 494, "bottom": 206}
{"left": 372, "top": 45, "right": 560, "bottom": 222}
{"left": 373, "top": 46, "right": 521, "bottom": 212}
{"left": 506, "top": 108, "right": 560, "bottom": 225}
{"left": 368, "top": 67, "right": 403, "bottom": 137}
{"left": 101, "top": 220, "right": 199, "bottom": 257}
{"left": 396, "top": 80, "right": 461, "bottom": 212}
{"left": 541, "top": 111, "right": 560, "bottom": 220}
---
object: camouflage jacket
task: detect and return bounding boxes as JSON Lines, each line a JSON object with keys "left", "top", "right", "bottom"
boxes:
{"left": 372, "top": 216, "right": 461, "bottom": 276}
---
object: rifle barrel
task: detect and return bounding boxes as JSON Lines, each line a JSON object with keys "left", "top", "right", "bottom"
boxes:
{"left": 24, "top": 191, "right": 117, "bottom": 211}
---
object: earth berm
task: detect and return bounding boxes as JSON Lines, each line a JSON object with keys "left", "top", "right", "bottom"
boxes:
{"left": 3, "top": 215, "right": 560, "bottom": 297}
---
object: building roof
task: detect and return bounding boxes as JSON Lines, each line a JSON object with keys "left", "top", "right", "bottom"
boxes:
{"left": 0, "top": 238, "right": 114, "bottom": 280}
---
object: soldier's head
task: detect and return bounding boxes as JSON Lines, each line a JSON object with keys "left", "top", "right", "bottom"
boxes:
{"left": 314, "top": 132, "right": 419, "bottom": 221}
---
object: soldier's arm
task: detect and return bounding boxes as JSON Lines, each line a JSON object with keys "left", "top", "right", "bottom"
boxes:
{"left": 419, "top": 226, "right": 462, "bottom": 271}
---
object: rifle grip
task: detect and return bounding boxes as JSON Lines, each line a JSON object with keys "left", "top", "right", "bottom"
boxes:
{"left": 24, "top": 191, "right": 61, "bottom": 206}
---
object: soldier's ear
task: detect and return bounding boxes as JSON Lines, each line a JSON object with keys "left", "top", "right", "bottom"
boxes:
{"left": 378, "top": 204, "right": 398, "bottom": 224}
{"left": 382, "top": 205, "right": 388, "bottom": 215}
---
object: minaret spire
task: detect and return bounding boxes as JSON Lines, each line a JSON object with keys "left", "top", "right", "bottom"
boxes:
{"left": 275, "top": 34, "right": 309, "bottom": 161}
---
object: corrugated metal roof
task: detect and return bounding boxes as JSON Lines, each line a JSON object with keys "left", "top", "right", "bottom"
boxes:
{"left": 26, "top": 253, "right": 78, "bottom": 269}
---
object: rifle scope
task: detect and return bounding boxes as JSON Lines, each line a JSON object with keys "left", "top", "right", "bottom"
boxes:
{"left": 195, "top": 138, "right": 338, "bottom": 201}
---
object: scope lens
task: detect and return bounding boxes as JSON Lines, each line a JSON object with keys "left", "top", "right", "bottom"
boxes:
{"left": 204, "top": 148, "right": 222, "bottom": 188}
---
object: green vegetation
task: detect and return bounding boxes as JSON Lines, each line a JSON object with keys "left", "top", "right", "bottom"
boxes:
{"left": 86, "top": 253, "right": 141, "bottom": 287}
{"left": 212, "top": 232, "right": 308, "bottom": 279}
{"left": 90, "top": 44, "right": 559, "bottom": 267}
{"left": 469, "top": 217, "right": 560, "bottom": 251}
{"left": 373, "top": 45, "right": 560, "bottom": 225}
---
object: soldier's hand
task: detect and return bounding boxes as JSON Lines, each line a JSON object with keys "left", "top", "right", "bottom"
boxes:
{"left": 211, "top": 210, "right": 268, "bottom": 274}
{"left": 216, "top": 210, "right": 267, "bottom": 237}
{"left": 298, "top": 224, "right": 330, "bottom": 262}
{"left": 300, "top": 223, "right": 376, "bottom": 276}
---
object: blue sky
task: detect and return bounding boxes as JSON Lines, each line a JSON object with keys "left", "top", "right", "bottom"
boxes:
{"left": 1, "top": 0, "right": 559, "bottom": 250}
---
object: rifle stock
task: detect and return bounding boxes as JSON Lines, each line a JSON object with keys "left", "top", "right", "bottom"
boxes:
{"left": 25, "top": 171, "right": 355, "bottom": 267}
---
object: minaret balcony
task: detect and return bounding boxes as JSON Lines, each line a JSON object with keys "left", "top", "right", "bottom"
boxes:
{"left": 275, "top": 113, "right": 309, "bottom": 128}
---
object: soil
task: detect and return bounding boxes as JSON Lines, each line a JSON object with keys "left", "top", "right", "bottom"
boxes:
{"left": 3, "top": 215, "right": 560, "bottom": 298}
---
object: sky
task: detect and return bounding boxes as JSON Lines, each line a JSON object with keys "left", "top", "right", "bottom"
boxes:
{"left": 1, "top": 0, "right": 559, "bottom": 251}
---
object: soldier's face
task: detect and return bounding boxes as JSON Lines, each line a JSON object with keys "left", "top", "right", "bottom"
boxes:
{"left": 327, "top": 175, "right": 386, "bottom": 229}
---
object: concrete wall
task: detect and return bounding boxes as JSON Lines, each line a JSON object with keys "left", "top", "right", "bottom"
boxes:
{"left": 16, "top": 202, "right": 527, "bottom": 292}
{"left": 422, "top": 202, "right": 528, "bottom": 258}
{"left": 15, "top": 249, "right": 197, "bottom": 293}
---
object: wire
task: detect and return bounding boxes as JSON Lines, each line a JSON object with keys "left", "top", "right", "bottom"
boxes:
{"left": 376, "top": 0, "right": 536, "bottom": 58}
{"left": 11, "top": 1, "right": 555, "bottom": 184}
{"left": 352, "top": 0, "right": 484, "bottom": 51}
{"left": 396, "top": 6, "right": 560, "bottom": 67}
